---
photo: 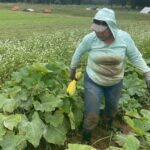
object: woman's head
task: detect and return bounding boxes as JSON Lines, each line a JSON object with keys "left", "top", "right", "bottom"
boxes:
{"left": 91, "top": 8, "right": 117, "bottom": 40}
{"left": 91, "top": 19, "right": 108, "bottom": 33}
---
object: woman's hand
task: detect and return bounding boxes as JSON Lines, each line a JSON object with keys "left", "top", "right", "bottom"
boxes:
{"left": 70, "top": 68, "right": 76, "bottom": 80}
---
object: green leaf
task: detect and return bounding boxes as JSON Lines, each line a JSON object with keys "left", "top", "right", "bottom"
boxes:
{"left": 140, "top": 109, "right": 150, "bottom": 121}
{"left": 0, "top": 94, "right": 16, "bottom": 113}
{"left": 15, "top": 89, "right": 29, "bottom": 101}
{"left": 7, "top": 86, "right": 22, "bottom": 97}
{"left": 66, "top": 144, "right": 97, "bottom": 150}
{"left": 68, "top": 107, "right": 75, "bottom": 130}
{"left": 124, "top": 116, "right": 145, "bottom": 136}
{"left": 105, "top": 146, "right": 123, "bottom": 150}
{"left": 18, "top": 97, "right": 33, "bottom": 110}
{"left": 3, "top": 99, "right": 17, "bottom": 113}
{"left": 0, "top": 132, "right": 26, "bottom": 150}
{"left": 44, "top": 110, "right": 64, "bottom": 127}
{"left": 119, "top": 93, "right": 131, "bottom": 104}
{"left": 33, "top": 98, "right": 62, "bottom": 112}
{"left": 0, "top": 125, "right": 7, "bottom": 140}
{"left": 18, "top": 115, "right": 28, "bottom": 135}
{"left": 33, "top": 101, "right": 45, "bottom": 112}
{"left": 124, "top": 116, "right": 135, "bottom": 127}
{"left": 0, "top": 113, "right": 8, "bottom": 122}
{"left": 43, "top": 123, "right": 68, "bottom": 145}
{"left": 31, "top": 63, "right": 50, "bottom": 74}
{"left": 123, "top": 135, "right": 140, "bottom": 150}
{"left": 113, "top": 134, "right": 128, "bottom": 146}
{"left": 134, "top": 119, "right": 150, "bottom": 132}
{"left": 19, "top": 67, "right": 29, "bottom": 78}
{"left": 145, "top": 133, "right": 150, "bottom": 147}
{"left": 22, "top": 77, "right": 34, "bottom": 89}
{"left": 123, "top": 73, "right": 145, "bottom": 96}
{"left": 11, "top": 72, "right": 23, "bottom": 83}
{"left": 34, "top": 93, "right": 63, "bottom": 112}
{"left": 72, "top": 108, "right": 83, "bottom": 128}
{"left": 61, "top": 99, "right": 71, "bottom": 113}
{"left": 125, "top": 109, "right": 141, "bottom": 119}
{"left": 18, "top": 112, "right": 45, "bottom": 147}
{"left": 3, "top": 114, "right": 22, "bottom": 130}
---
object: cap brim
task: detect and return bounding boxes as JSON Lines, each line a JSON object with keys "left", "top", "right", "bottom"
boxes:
{"left": 91, "top": 23, "right": 107, "bottom": 32}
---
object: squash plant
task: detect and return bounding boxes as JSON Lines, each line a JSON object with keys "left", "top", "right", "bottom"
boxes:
{"left": 124, "top": 109, "right": 150, "bottom": 149}
{"left": 106, "top": 134, "right": 140, "bottom": 150}
{"left": 118, "top": 60, "right": 150, "bottom": 114}
{"left": 0, "top": 62, "right": 83, "bottom": 149}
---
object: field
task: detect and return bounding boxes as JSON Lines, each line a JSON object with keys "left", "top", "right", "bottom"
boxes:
{"left": 0, "top": 3, "right": 150, "bottom": 150}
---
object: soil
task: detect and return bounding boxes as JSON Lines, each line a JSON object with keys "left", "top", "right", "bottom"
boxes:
{"left": 65, "top": 118, "right": 132, "bottom": 150}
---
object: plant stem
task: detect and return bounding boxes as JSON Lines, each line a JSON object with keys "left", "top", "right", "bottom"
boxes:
{"left": 109, "top": 131, "right": 113, "bottom": 146}
{"left": 92, "top": 135, "right": 111, "bottom": 146}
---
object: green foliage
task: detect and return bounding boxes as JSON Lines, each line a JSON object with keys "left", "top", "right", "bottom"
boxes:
{"left": 66, "top": 143, "right": 96, "bottom": 150}
{"left": 0, "top": 62, "right": 83, "bottom": 149}
{"left": 114, "top": 61, "right": 150, "bottom": 150}
{"left": 43, "top": 122, "right": 68, "bottom": 145}
{"left": 0, "top": 132, "right": 26, "bottom": 150}
{"left": 119, "top": 61, "right": 150, "bottom": 113}
{"left": 19, "top": 112, "right": 44, "bottom": 147}
{"left": 107, "top": 134, "right": 140, "bottom": 150}
{"left": 122, "top": 135, "right": 140, "bottom": 150}
{"left": 0, "top": 31, "right": 86, "bottom": 82}
{"left": 106, "top": 147, "right": 123, "bottom": 150}
{"left": 123, "top": 109, "right": 150, "bottom": 149}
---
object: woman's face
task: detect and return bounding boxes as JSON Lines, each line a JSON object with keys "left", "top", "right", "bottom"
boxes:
{"left": 92, "top": 19, "right": 113, "bottom": 41}
{"left": 95, "top": 28, "right": 112, "bottom": 41}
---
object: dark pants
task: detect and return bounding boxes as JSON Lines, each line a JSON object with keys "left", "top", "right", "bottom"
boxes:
{"left": 83, "top": 72, "right": 123, "bottom": 131}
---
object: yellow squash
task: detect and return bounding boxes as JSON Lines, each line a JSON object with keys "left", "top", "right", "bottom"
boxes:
{"left": 66, "top": 80, "right": 77, "bottom": 96}
{"left": 75, "top": 71, "right": 82, "bottom": 80}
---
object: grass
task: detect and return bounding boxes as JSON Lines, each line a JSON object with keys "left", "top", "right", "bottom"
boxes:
{"left": 0, "top": 3, "right": 150, "bottom": 40}
{"left": 0, "top": 9, "right": 90, "bottom": 39}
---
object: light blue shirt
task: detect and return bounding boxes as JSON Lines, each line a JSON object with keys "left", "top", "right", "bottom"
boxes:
{"left": 70, "top": 30, "right": 150, "bottom": 86}
{"left": 70, "top": 8, "right": 150, "bottom": 86}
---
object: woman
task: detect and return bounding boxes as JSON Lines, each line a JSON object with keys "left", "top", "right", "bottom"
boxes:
{"left": 69, "top": 8, "right": 150, "bottom": 144}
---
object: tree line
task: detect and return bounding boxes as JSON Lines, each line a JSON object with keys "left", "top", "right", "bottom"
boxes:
{"left": 0, "top": 0, "right": 150, "bottom": 8}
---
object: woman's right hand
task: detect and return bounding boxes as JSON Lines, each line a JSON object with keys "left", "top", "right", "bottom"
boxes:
{"left": 70, "top": 68, "right": 76, "bottom": 80}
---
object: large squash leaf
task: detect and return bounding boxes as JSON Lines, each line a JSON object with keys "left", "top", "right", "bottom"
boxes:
{"left": 123, "top": 135, "right": 140, "bottom": 150}
{"left": 18, "top": 112, "right": 45, "bottom": 147}
{"left": 66, "top": 144, "right": 96, "bottom": 150}
{"left": 0, "top": 94, "right": 16, "bottom": 113}
{"left": 68, "top": 107, "right": 75, "bottom": 130}
{"left": 44, "top": 110, "right": 64, "bottom": 127}
{"left": 140, "top": 109, "right": 150, "bottom": 121}
{"left": 111, "top": 134, "right": 140, "bottom": 150}
{"left": 0, "top": 132, "right": 26, "bottom": 150}
{"left": 43, "top": 123, "right": 68, "bottom": 145}
{"left": 33, "top": 93, "right": 63, "bottom": 112}
{"left": 3, "top": 114, "right": 22, "bottom": 130}
{"left": 0, "top": 125, "right": 7, "bottom": 140}
{"left": 145, "top": 133, "right": 150, "bottom": 147}
{"left": 124, "top": 116, "right": 145, "bottom": 136}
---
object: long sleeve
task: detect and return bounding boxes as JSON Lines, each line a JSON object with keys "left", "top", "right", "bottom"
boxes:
{"left": 70, "top": 34, "right": 91, "bottom": 69}
{"left": 126, "top": 34, "right": 150, "bottom": 73}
